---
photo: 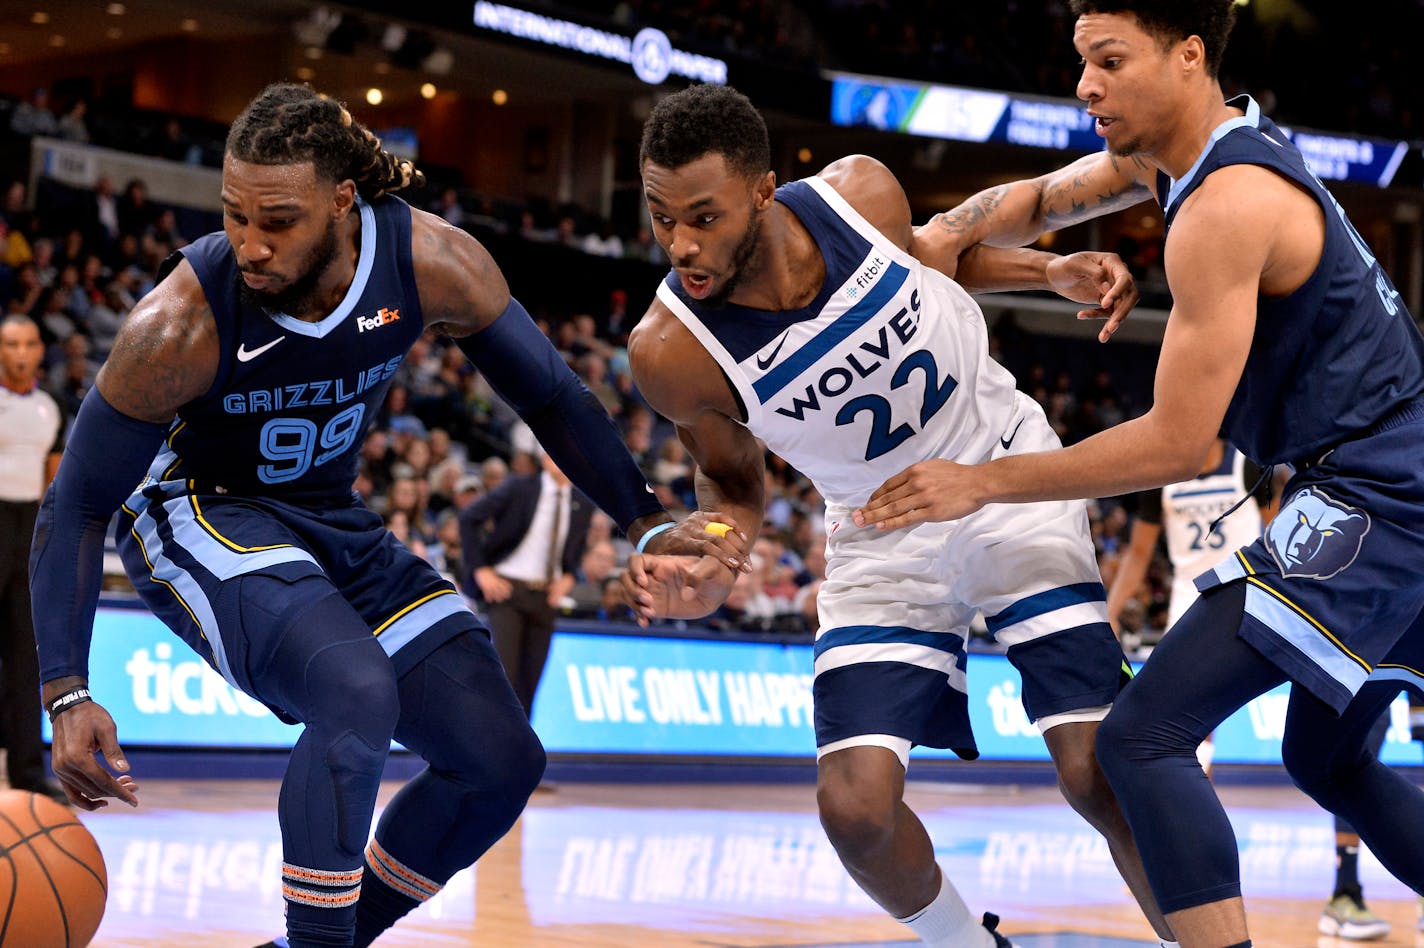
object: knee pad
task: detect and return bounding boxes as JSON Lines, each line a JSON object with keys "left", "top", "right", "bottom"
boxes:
{"left": 324, "top": 728, "right": 391, "bottom": 855}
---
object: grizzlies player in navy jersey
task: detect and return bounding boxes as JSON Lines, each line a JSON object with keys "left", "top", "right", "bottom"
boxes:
{"left": 856, "top": 3, "right": 1424, "bottom": 945}
{"left": 27, "top": 84, "right": 744, "bottom": 948}
{"left": 618, "top": 84, "right": 1176, "bottom": 948}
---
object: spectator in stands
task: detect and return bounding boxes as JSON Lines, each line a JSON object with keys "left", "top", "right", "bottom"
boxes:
{"left": 4, "top": 261, "right": 41, "bottom": 316}
{"left": 581, "top": 217, "right": 624, "bottom": 258}
{"left": 428, "top": 508, "right": 465, "bottom": 580}
{"left": 567, "top": 539, "right": 620, "bottom": 618}
{"left": 9, "top": 88, "right": 58, "bottom": 138}
{"left": 56, "top": 100, "right": 89, "bottom": 143}
{"left": 152, "top": 118, "right": 198, "bottom": 164}
{"left": 459, "top": 451, "right": 592, "bottom": 717}
{"left": 479, "top": 455, "right": 509, "bottom": 495}
{"left": 141, "top": 208, "right": 186, "bottom": 261}
{"left": 432, "top": 188, "right": 466, "bottom": 228}
{"left": 84, "top": 280, "right": 132, "bottom": 359}
{"left": 624, "top": 225, "right": 668, "bottom": 265}
{"left": 116, "top": 179, "right": 152, "bottom": 238}
{"left": 46, "top": 332, "right": 96, "bottom": 419}
{"left": 91, "top": 176, "right": 120, "bottom": 249}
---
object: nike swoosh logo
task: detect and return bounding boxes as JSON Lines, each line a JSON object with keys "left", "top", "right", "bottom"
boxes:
{"left": 236, "top": 336, "right": 287, "bottom": 362}
{"left": 755, "top": 329, "right": 792, "bottom": 370}
{"left": 999, "top": 418, "right": 1025, "bottom": 450}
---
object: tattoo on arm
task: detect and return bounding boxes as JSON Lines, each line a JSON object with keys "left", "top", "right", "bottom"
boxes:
{"left": 934, "top": 184, "right": 1012, "bottom": 237}
{"left": 1042, "top": 157, "right": 1152, "bottom": 231}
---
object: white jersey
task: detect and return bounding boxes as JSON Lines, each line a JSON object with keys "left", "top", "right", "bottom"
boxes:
{"left": 1149, "top": 447, "right": 1264, "bottom": 624}
{"left": 0, "top": 383, "right": 63, "bottom": 503}
{"left": 656, "top": 176, "right": 1021, "bottom": 508}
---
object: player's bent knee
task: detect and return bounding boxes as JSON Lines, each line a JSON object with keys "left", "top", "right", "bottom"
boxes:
{"left": 303, "top": 641, "right": 401, "bottom": 744}
{"left": 816, "top": 778, "right": 897, "bottom": 856}
{"left": 1093, "top": 706, "right": 1137, "bottom": 783}
{"left": 483, "top": 722, "right": 546, "bottom": 802}
{"left": 1053, "top": 748, "right": 1113, "bottom": 819}
{"left": 1280, "top": 730, "right": 1341, "bottom": 806}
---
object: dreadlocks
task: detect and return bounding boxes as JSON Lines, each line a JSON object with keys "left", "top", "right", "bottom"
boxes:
{"left": 226, "top": 83, "right": 425, "bottom": 200}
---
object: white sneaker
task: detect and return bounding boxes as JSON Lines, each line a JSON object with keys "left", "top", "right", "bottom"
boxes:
{"left": 1317, "top": 894, "right": 1390, "bottom": 941}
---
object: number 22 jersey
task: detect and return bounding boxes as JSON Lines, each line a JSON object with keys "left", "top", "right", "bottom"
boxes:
{"left": 657, "top": 176, "right": 1023, "bottom": 507}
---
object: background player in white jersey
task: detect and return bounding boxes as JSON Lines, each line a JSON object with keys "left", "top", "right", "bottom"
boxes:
{"left": 1108, "top": 437, "right": 1278, "bottom": 639}
{"left": 620, "top": 83, "right": 1178, "bottom": 948}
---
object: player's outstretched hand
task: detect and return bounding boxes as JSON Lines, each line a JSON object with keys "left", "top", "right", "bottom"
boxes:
{"left": 640, "top": 510, "right": 753, "bottom": 574}
{"left": 50, "top": 699, "right": 139, "bottom": 811}
{"left": 1045, "top": 251, "right": 1140, "bottom": 342}
{"left": 620, "top": 553, "right": 739, "bottom": 625}
{"left": 852, "top": 459, "right": 986, "bottom": 531}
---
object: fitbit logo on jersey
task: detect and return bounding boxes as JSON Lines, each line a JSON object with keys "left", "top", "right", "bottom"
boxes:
{"left": 853, "top": 255, "right": 888, "bottom": 290}
{"left": 357, "top": 307, "right": 400, "bottom": 333}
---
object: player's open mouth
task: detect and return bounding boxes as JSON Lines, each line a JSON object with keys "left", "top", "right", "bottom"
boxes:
{"left": 680, "top": 272, "right": 713, "bottom": 297}
{"left": 1093, "top": 115, "right": 1115, "bottom": 135}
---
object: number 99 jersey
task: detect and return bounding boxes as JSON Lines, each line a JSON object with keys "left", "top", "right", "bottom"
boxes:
{"left": 657, "top": 176, "right": 1020, "bottom": 508}
{"left": 145, "top": 195, "right": 422, "bottom": 504}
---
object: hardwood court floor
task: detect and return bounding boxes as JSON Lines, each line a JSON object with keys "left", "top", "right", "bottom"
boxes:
{"left": 63, "top": 775, "right": 1422, "bottom": 947}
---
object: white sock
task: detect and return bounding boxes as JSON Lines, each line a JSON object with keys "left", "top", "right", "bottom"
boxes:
{"left": 895, "top": 867, "right": 994, "bottom": 947}
{"left": 1160, "top": 941, "right": 1181, "bottom": 947}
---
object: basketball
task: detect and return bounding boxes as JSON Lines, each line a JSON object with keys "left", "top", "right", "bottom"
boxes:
{"left": 0, "top": 790, "right": 107, "bottom": 947}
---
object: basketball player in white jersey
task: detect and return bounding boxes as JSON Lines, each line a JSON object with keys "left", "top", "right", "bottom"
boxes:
{"left": 1108, "top": 437, "right": 1278, "bottom": 637}
{"left": 621, "top": 84, "right": 1178, "bottom": 948}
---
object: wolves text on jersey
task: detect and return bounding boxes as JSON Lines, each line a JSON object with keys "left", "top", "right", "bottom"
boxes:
{"left": 772, "top": 287, "right": 921, "bottom": 422}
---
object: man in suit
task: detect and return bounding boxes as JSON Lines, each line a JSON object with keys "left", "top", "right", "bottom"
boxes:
{"left": 459, "top": 450, "right": 592, "bottom": 717}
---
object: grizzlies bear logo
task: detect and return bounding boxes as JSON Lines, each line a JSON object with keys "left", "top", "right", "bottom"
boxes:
{"left": 1267, "top": 487, "right": 1371, "bottom": 580}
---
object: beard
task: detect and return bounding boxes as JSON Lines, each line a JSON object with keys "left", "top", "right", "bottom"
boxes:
{"left": 700, "top": 212, "right": 763, "bottom": 308}
{"left": 237, "top": 219, "right": 341, "bottom": 317}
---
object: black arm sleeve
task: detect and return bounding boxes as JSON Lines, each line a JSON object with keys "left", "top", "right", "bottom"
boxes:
{"left": 456, "top": 297, "right": 665, "bottom": 533}
{"left": 31, "top": 388, "right": 170, "bottom": 682}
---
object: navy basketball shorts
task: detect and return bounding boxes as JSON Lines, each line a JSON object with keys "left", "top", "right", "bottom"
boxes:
{"left": 1195, "top": 401, "right": 1424, "bottom": 712}
{"left": 115, "top": 484, "right": 481, "bottom": 707}
{"left": 813, "top": 409, "right": 1128, "bottom": 768}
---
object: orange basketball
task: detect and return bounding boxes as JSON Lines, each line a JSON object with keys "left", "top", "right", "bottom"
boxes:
{"left": 0, "top": 790, "right": 107, "bottom": 947}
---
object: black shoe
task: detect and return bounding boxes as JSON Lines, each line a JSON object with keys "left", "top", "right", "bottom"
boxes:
{"left": 982, "top": 912, "right": 1016, "bottom": 948}
{"left": 10, "top": 777, "right": 68, "bottom": 805}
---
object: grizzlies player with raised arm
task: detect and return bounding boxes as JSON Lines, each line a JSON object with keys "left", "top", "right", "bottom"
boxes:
{"left": 28, "top": 84, "right": 744, "bottom": 948}
{"left": 619, "top": 83, "right": 1175, "bottom": 948}
{"left": 856, "top": 3, "right": 1424, "bottom": 945}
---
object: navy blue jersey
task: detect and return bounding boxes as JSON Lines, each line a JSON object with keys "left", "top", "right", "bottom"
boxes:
{"left": 158, "top": 196, "right": 423, "bottom": 503}
{"left": 1156, "top": 96, "right": 1424, "bottom": 466}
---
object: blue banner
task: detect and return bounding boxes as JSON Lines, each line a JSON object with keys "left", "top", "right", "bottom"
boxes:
{"left": 62, "top": 606, "right": 1422, "bottom": 767}
{"left": 829, "top": 73, "right": 1408, "bottom": 188}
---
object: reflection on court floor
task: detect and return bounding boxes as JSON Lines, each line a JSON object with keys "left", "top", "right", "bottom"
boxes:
{"left": 74, "top": 777, "right": 1420, "bottom": 947}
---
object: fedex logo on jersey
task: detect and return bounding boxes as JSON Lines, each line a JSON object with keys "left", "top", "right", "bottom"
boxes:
{"left": 357, "top": 306, "right": 400, "bottom": 333}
